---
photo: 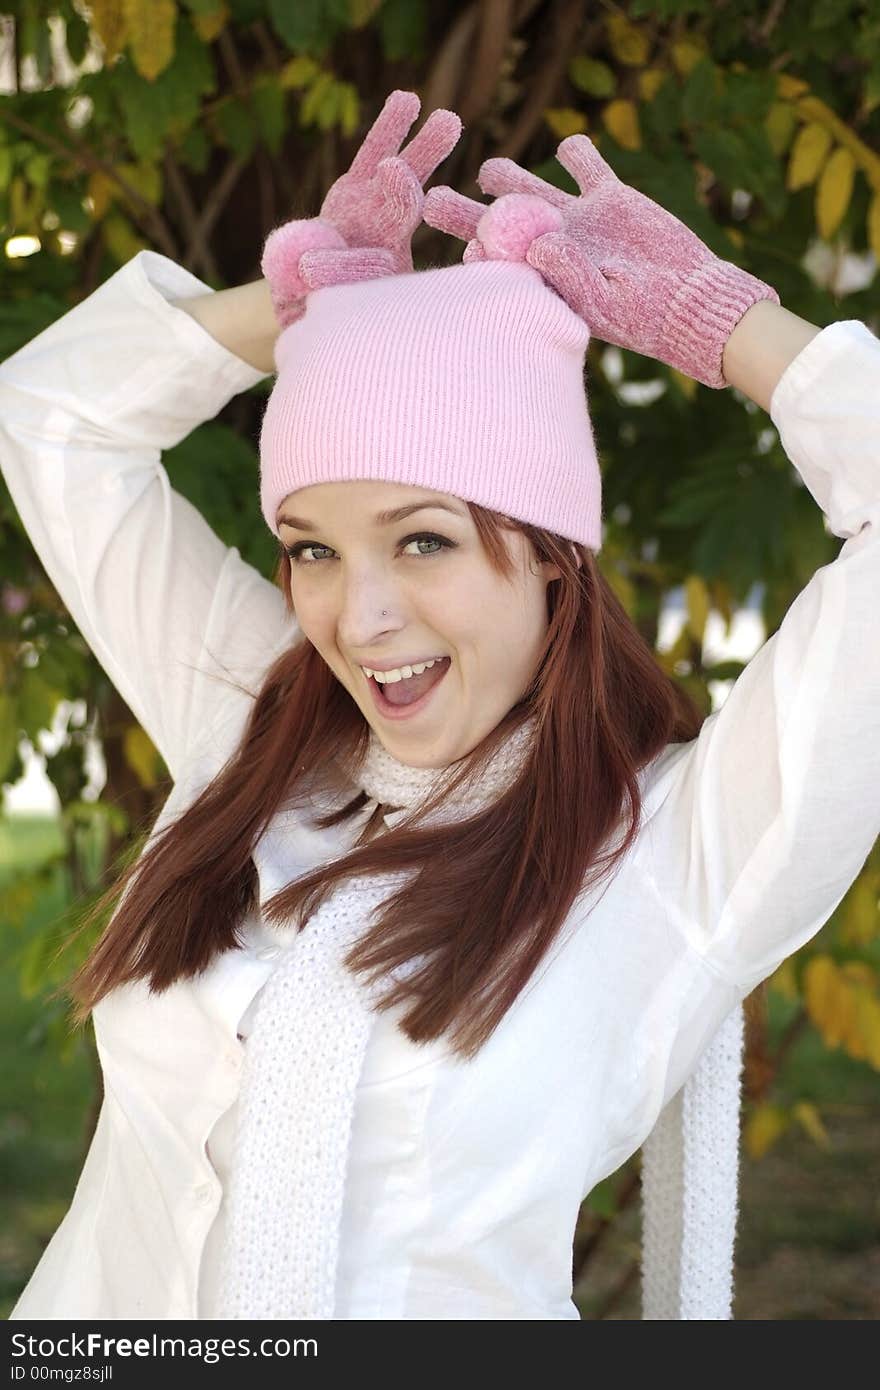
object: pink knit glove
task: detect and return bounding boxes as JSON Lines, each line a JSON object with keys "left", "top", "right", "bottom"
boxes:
{"left": 262, "top": 89, "right": 461, "bottom": 328}
{"left": 423, "top": 134, "right": 780, "bottom": 389}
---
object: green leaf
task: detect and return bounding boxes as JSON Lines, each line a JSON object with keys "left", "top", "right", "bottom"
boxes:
{"left": 24, "top": 151, "right": 51, "bottom": 189}
{"left": 584, "top": 1177, "right": 618, "bottom": 1219}
{"left": 114, "top": 16, "right": 217, "bottom": 161}
{"left": 268, "top": 0, "right": 350, "bottom": 57}
{"left": 251, "top": 78, "right": 287, "bottom": 155}
{"left": 379, "top": 0, "right": 427, "bottom": 60}
{"left": 721, "top": 68, "right": 776, "bottom": 124}
{"left": 228, "top": 0, "right": 266, "bottom": 20}
{"left": 215, "top": 98, "right": 257, "bottom": 161}
{"left": 177, "top": 124, "right": 211, "bottom": 173}
{"left": 64, "top": 12, "right": 91, "bottom": 67}
{"left": 18, "top": 667, "right": 63, "bottom": 742}
{"left": 49, "top": 184, "right": 92, "bottom": 235}
{"left": 569, "top": 56, "right": 616, "bottom": 99}
{"left": 681, "top": 57, "right": 720, "bottom": 127}
{"left": 692, "top": 127, "right": 752, "bottom": 193}
{"left": 0, "top": 693, "right": 19, "bottom": 783}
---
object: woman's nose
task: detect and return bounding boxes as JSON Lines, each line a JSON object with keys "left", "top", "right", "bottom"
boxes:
{"left": 336, "top": 579, "right": 402, "bottom": 642}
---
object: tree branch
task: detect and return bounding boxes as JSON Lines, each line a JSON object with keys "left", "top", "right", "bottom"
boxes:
{"left": 491, "top": 0, "right": 592, "bottom": 164}
{"left": 456, "top": 0, "right": 516, "bottom": 126}
{"left": 162, "top": 148, "right": 220, "bottom": 281}
{"left": 0, "top": 107, "right": 179, "bottom": 258}
{"left": 191, "top": 153, "right": 250, "bottom": 259}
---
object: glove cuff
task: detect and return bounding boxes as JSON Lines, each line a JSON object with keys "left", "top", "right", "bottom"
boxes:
{"left": 661, "top": 258, "right": 781, "bottom": 389}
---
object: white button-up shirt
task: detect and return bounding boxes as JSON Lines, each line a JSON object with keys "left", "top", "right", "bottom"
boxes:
{"left": 2, "top": 251, "right": 878, "bottom": 1320}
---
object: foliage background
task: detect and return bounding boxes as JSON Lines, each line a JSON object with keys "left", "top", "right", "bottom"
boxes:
{"left": 1, "top": 0, "right": 879, "bottom": 1317}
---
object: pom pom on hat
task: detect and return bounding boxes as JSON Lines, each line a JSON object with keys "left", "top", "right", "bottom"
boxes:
{"left": 474, "top": 192, "right": 564, "bottom": 262}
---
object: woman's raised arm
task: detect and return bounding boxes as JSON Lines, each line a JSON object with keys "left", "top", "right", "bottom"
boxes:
{"left": 171, "top": 275, "right": 280, "bottom": 375}
{"left": 0, "top": 249, "right": 297, "bottom": 785}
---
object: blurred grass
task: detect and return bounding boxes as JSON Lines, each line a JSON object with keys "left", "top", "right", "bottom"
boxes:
{"left": 2, "top": 814, "right": 879, "bottom": 1319}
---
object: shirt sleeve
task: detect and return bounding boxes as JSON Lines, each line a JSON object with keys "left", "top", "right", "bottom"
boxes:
{"left": 645, "top": 318, "right": 880, "bottom": 996}
{"left": 0, "top": 249, "right": 300, "bottom": 784}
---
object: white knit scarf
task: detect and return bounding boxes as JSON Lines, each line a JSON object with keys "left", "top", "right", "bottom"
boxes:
{"left": 214, "top": 714, "right": 744, "bottom": 1320}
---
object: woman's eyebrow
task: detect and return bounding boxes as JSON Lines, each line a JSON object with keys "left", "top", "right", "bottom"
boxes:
{"left": 277, "top": 502, "right": 464, "bottom": 530}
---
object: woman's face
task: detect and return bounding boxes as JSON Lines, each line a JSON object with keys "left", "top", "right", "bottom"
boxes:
{"left": 277, "top": 480, "right": 562, "bottom": 768}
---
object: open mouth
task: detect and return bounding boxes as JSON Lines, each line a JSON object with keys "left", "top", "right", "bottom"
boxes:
{"left": 365, "top": 656, "right": 451, "bottom": 720}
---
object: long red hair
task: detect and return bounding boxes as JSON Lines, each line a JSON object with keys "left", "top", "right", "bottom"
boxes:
{"left": 63, "top": 504, "right": 705, "bottom": 1059}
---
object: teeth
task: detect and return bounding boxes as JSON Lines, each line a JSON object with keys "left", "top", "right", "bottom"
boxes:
{"left": 363, "top": 656, "right": 445, "bottom": 684}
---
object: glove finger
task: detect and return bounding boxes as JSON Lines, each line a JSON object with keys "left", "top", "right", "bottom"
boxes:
{"left": 462, "top": 238, "right": 488, "bottom": 263}
{"left": 398, "top": 108, "right": 463, "bottom": 184}
{"left": 526, "top": 232, "right": 611, "bottom": 324}
{"left": 347, "top": 89, "right": 421, "bottom": 181}
{"left": 422, "top": 185, "right": 486, "bottom": 241}
{"left": 478, "top": 156, "right": 570, "bottom": 209}
{"left": 374, "top": 157, "right": 424, "bottom": 237}
{"left": 554, "top": 134, "right": 618, "bottom": 197}
{"left": 298, "top": 246, "right": 397, "bottom": 289}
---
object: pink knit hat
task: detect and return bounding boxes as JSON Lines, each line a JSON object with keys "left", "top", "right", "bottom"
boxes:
{"left": 259, "top": 252, "right": 603, "bottom": 552}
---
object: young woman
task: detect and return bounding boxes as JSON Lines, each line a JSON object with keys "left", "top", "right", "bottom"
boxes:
{"left": 2, "top": 90, "right": 877, "bottom": 1322}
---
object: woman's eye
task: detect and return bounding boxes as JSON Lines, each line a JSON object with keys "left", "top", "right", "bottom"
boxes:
{"left": 283, "top": 533, "right": 455, "bottom": 565}
{"left": 402, "top": 534, "right": 451, "bottom": 558}
{"left": 284, "top": 542, "right": 333, "bottom": 564}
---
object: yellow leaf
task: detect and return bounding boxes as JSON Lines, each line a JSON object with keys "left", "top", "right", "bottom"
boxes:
{"left": 744, "top": 1102, "right": 789, "bottom": 1160}
{"left": 638, "top": 68, "right": 667, "bottom": 102}
{"left": 869, "top": 191, "right": 880, "bottom": 264}
{"left": 280, "top": 56, "right": 320, "bottom": 90}
{"left": 122, "top": 0, "right": 177, "bottom": 82}
{"left": 601, "top": 99, "right": 641, "bottom": 151}
{"left": 116, "top": 161, "right": 162, "bottom": 206}
{"left": 769, "top": 955, "right": 798, "bottom": 1002}
{"left": 301, "top": 72, "right": 335, "bottom": 128}
{"left": 792, "top": 1101, "right": 830, "bottom": 1149}
{"left": 684, "top": 575, "right": 711, "bottom": 646}
{"left": 670, "top": 40, "right": 706, "bottom": 77}
{"left": 192, "top": 4, "right": 229, "bottom": 44}
{"left": 606, "top": 14, "right": 650, "bottom": 67}
{"left": 88, "top": 0, "right": 129, "bottom": 64}
{"left": 348, "top": 0, "right": 383, "bottom": 24}
{"left": 839, "top": 873, "right": 880, "bottom": 947}
{"left": 123, "top": 724, "right": 162, "bottom": 790}
{"left": 9, "top": 174, "right": 42, "bottom": 228}
{"left": 102, "top": 209, "right": 149, "bottom": 266}
{"left": 338, "top": 82, "right": 360, "bottom": 139}
{"left": 852, "top": 985, "right": 880, "bottom": 1069}
{"left": 605, "top": 567, "right": 637, "bottom": 620}
{"left": 86, "top": 169, "right": 115, "bottom": 221}
{"left": 786, "top": 120, "right": 833, "bottom": 191}
{"left": 764, "top": 101, "right": 798, "bottom": 158}
{"left": 840, "top": 960, "right": 876, "bottom": 988}
{"left": 816, "top": 145, "right": 856, "bottom": 241}
{"left": 776, "top": 73, "right": 811, "bottom": 101}
{"left": 668, "top": 367, "right": 698, "bottom": 400}
{"left": 803, "top": 955, "right": 845, "bottom": 1047}
{"left": 709, "top": 577, "right": 734, "bottom": 635}
{"left": 545, "top": 107, "right": 588, "bottom": 139}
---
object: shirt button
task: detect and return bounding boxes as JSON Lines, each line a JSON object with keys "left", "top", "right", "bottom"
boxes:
{"left": 194, "top": 1182, "right": 215, "bottom": 1206}
{"left": 255, "top": 945, "right": 280, "bottom": 961}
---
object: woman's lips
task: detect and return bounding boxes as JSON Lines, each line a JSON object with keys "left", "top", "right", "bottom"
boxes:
{"left": 365, "top": 657, "right": 451, "bottom": 721}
